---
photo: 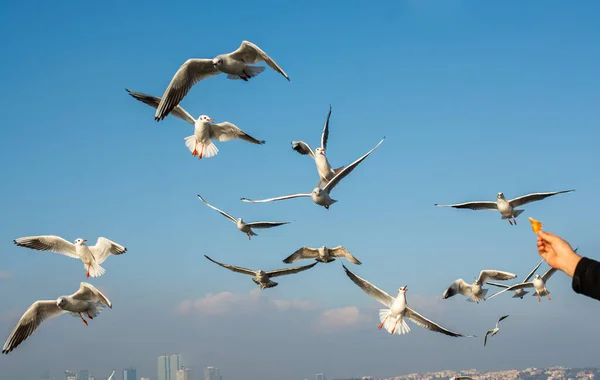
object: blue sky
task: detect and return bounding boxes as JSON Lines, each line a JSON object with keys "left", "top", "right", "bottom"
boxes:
{"left": 1, "top": 0, "right": 600, "bottom": 379}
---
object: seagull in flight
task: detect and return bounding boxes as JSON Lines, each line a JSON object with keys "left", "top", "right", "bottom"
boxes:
{"left": 107, "top": 370, "right": 116, "bottom": 380}
{"left": 283, "top": 245, "right": 361, "bottom": 265}
{"left": 197, "top": 195, "right": 291, "bottom": 240}
{"left": 241, "top": 137, "right": 384, "bottom": 209}
{"left": 434, "top": 189, "right": 575, "bottom": 225}
{"left": 153, "top": 40, "right": 289, "bottom": 121}
{"left": 342, "top": 265, "right": 474, "bottom": 338}
{"left": 127, "top": 89, "right": 265, "bottom": 159}
{"left": 487, "top": 260, "right": 544, "bottom": 299}
{"left": 442, "top": 270, "right": 517, "bottom": 303}
{"left": 13, "top": 235, "right": 126, "bottom": 278}
{"left": 204, "top": 255, "right": 317, "bottom": 289}
{"left": 484, "top": 314, "right": 509, "bottom": 347}
{"left": 291, "top": 105, "right": 344, "bottom": 183}
{"left": 2, "top": 283, "right": 112, "bottom": 354}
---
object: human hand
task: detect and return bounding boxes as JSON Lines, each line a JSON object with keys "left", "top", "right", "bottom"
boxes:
{"left": 537, "top": 230, "right": 581, "bottom": 278}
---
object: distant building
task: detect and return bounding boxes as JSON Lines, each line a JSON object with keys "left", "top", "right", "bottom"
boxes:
{"left": 141, "top": 378, "right": 150, "bottom": 380}
{"left": 123, "top": 368, "right": 137, "bottom": 380}
{"left": 176, "top": 368, "right": 193, "bottom": 380}
{"left": 204, "top": 367, "right": 220, "bottom": 380}
{"left": 78, "top": 370, "right": 89, "bottom": 380}
{"left": 65, "top": 371, "right": 76, "bottom": 380}
{"left": 158, "top": 354, "right": 182, "bottom": 380}
{"left": 316, "top": 374, "right": 325, "bottom": 380}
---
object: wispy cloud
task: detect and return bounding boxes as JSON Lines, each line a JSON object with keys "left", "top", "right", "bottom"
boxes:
{"left": 0, "top": 271, "right": 12, "bottom": 280}
{"left": 316, "top": 306, "right": 369, "bottom": 332}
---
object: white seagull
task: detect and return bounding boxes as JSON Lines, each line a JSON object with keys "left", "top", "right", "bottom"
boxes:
{"left": 486, "top": 266, "right": 561, "bottom": 303}
{"left": 107, "top": 370, "right": 116, "bottom": 380}
{"left": 283, "top": 245, "right": 361, "bottom": 265}
{"left": 342, "top": 264, "right": 474, "bottom": 338}
{"left": 487, "top": 260, "right": 544, "bottom": 299}
{"left": 484, "top": 314, "right": 509, "bottom": 347}
{"left": 2, "top": 282, "right": 112, "bottom": 354}
{"left": 291, "top": 105, "right": 344, "bottom": 183}
{"left": 204, "top": 255, "right": 317, "bottom": 289}
{"left": 442, "top": 270, "right": 517, "bottom": 303}
{"left": 241, "top": 137, "right": 385, "bottom": 209}
{"left": 153, "top": 40, "right": 290, "bottom": 121}
{"left": 197, "top": 194, "right": 291, "bottom": 240}
{"left": 13, "top": 235, "right": 126, "bottom": 278}
{"left": 127, "top": 89, "right": 265, "bottom": 159}
{"left": 434, "top": 189, "right": 575, "bottom": 225}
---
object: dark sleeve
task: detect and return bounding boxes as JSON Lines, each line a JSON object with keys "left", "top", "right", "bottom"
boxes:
{"left": 572, "top": 257, "right": 600, "bottom": 301}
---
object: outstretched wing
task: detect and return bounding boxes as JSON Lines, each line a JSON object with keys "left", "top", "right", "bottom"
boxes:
{"left": 2, "top": 301, "right": 66, "bottom": 354}
{"left": 245, "top": 221, "right": 291, "bottom": 229}
{"left": 197, "top": 195, "right": 237, "bottom": 223}
{"left": 509, "top": 189, "right": 575, "bottom": 208}
{"left": 442, "top": 279, "right": 472, "bottom": 299}
{"left": 90, "top": 237, "right": 126, "bottom": 265}
{"left": 13, "top": 235, "right": 79, "bottom": 259}
{"left": 282, "top": 247, "right": 320, "bottom": 264}
{"left": 486, "top": 281, "right": 510, "bottom": 289}
{"left": 542, "top": 267, "right": 558, "bottom": 283}
{"left": 487, "top": 282, "right": 535, "bottom": 301}
{"left": 209, "top": 122, "right": 265, "bottom": 145}
{"left": 266, "top": 262, "right": 318, "bottom": 277}
{"left": 484, "top": 329, "right": 493, "bottom": 346}
{"left": 329, "top": 246, "right": 361, "bottom": 265}
{"left": 523, "top": 260, "right": 544, "bottom": 283}
{"left": 434, "top": 201, "right": 498, "bottom": 211}
{"left": 405, "top": 307, "right": 473, "bottom": 338}
{"left": 342, "top": 264, "right": 394, "bottom": 307}
{"left": 320, "top": 105, "right": 332, "bottom": 151}
{"left": 497, "top": 314, "right": 509, "bottom": 326}
{"left": 125, "top": 89, "right": 196, "bottom": 125}
{"left": 291, "top": 141, "right": 315, "bottom": 158}
{"left": 71, "top": 282, "right": 112, "bottom": 308}
{"left": 322, "top": 137, "right": 385, "bottom": 194}
{"left": 241, "top": 193, "right": 311, "bottom": 204}
{"left": 227, "top": 40, "right": 290, "bottom": 81}
{"left": 478, "top": 270, "right": 517, "bottom": 284}
{"left": 204, "top": 255, "right": 255, "bottom": 276}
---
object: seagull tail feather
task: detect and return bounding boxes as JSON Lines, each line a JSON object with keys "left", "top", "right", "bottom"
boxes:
{"left": 513, "top": 209, "right": 525, "bottom": 218}
{"left": 379, "top": 309, "right": 411, "bottom": 335}
{"left": 86, "top": 262, "right": 105, "bottom": 278}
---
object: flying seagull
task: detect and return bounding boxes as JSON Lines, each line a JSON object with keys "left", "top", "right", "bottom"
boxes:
{"left": 13, "top": 235, "right": 126, "bottom": 278}
{"left": 484, "top": 314, "right": 509, "bottom": 347}
{"left": 127, "top": 89, "right": 265, "bottom": 159}
{"left": 2, "top": 282, "right": 112, "bottom": 354}
{"left": 153, "top": 40, "right": 290, "bottom": 121}
{"left": 283, "top": 245, "right": 361, "bottom": 265}
{"left": 107, "top": 370, "right": 116, "bottom": 380}
{"left": 291, "top": 105, "right": 344, "bottom": 183}
{"left": 342, "top": 264, "right": 474, "bottom": 338}
{"left": 442, "top": 270, "right": 517, "bottom": 303}
{"left": 487, "top": 260, "right": 544, "bottom": 299}
{"left": 241, "top": 137, "right": 385, "bottom": 209}
{"left": 204, "top": 255, "right": 317, "bottom": 289}
{"left": 434, "top": 189, "right": 575, "bottom": 225}
{"left": 197, "top": 194, "right": 291, "bottom": 240}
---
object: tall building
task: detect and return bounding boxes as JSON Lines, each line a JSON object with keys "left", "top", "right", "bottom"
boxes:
{"left": 123, "top": 368, "right": 137, "bottom": 380}
{"left": 141, "top": 378, "right": 150, "bottom": 380}
{"left": 65, "top": 371, "right": 76, "bottom": 380}
{"left": 176, "top": 368, "right": 193, "bottom": 380}
{"left": 204, "top": 367, "right": 220, "bottom": 380}
{"left": 316, "top": 374, "right": 325, "bottom": 380}
{"left": 158, "top": 354, "right": 182, "bottom": 380}
{"left": 78, "top": 370, "right": 89, "bottom": 380}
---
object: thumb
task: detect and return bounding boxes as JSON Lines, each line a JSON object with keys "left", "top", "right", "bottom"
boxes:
{"left": 538, "top": 230, "right": 557, "bottom": 243}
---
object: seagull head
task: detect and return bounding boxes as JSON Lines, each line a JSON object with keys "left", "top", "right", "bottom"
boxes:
{"left": 315, "top": 147, "right": 325, "bottom": 155}
{"left": 534, "top": 274, "right": 541, "bottom": 280}
{"left": 56, "top": 297, "right": 67, "bottom": 309}
{"left": 497, "top": 192, "right": 505, "bottom": 199}
{"left": 198, "top": 115, "right": 213, "bottom": 123}
{"left": 312, "top": 187, "right": 323, "bottom": 196}
{"left": 74, "top": 238, "right": 87, "bottom": 245}
{"left": 212, "top": 57, "right": 224, "bottom": 68}
{"left": 256, "top": 270, "right": 266, "bottom": 276}
{"left": 398, "top": 286, "right": 407, "bottom": 294}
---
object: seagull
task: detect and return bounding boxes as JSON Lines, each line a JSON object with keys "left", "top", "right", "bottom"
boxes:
{"left": 107, "top": 370, "right": 116, "bottom": 380}
{"left": 434, "top": 189, "right": 575, "bottom": 225}
{"left": 126, "top": 89, "right": 265, "bottom": 159}
{"left": 442, "top": 270, "right": 517, "bottom": 303}
{"left": 197, "top": 194, "right": 291, "bottom": 240}
{"left": 153, "top": 40, "right": 290, "bottom": 121}
{"left": 486, "top": 267, "right": 560, "bottom": 303}
{"left": 204, "top": 255, "right": 317, "bottom": 289}
{"left": 487, "top": 260, "right": 544, "bottom": 299}
{"left": 342, "top": 264, "right": 474, "bottom": 338}
{"left": 283, "top": 245, "right": 361, "bottom": 265}
{"left": 484, "top": 314, "right": 509, "bottom": 347}
{"left": 2, "top": 282, "right": 112, "bottom": 354}
{"left": 291, "top": 105, "right": 344, "bottom": 183}
{"left": 13, "top": 235, "right": 126, "bottom": 278}
{"left": 241, "top": 137, "right": 385, "bottom": 210}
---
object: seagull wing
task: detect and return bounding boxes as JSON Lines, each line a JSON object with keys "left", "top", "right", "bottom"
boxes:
{"left": 71, "top": 282, "right": 112, "bottom": 308}
{"left": 89, "top": 237, "right": 127, "bottom": 265}
{"left": 329, "top": 246, "right": 362, "bottom": 265}
{"left": 486, "top": 283, "right": 534, "bottom": 300}
{"left": 125, "top": 89, "right": 196, "bottom": 125}
{"left": 204, "top": 255, "right": 255, "bottom": 276}
{"left": 2, "top": 301, "right": 66, "bottom": 354}
{"left": 442, "top": 279, "right": 472, "bottom": 299}
{"left": 508, "top": 189, "right": 575, "bottom": 208}
{"left": 542, "top": 268, "right": 558, "bottom": 283}
{"left": 245, "top": 221, "right": 291, "bottom": 229}
{"left": 282, "top": 247, "right": 320, "bottom": 264}
{"left": 405, "top": 307, "right": 472, "bottom": 337}
{"left": 523, "top": 260, "right": 544, "bottom": 282}
{"left": 342, "top": 264, "right": 394, "bottom": 307}
{"left": 209, "top": 122, "right": 265, "bottom": 145}
{"left": 241, "top": 193, "right": 311, "bottom": 204}
{"left": 154, "top": 58, "right": 220, "bottom": 121}
{"left": 322, "top": 137, "right": 385, "bottom": 194}
{"left": 320, "top": 105, "right": 332, "bottom": 150}
{"left": 478, "top": 270, "right": 517, "bottom": 284}
{"left": 13, "top": 235, "right": 79, "bottom": 259}
{"left": 266, "top": 262, "right": 318, "bottom": 278}
{"left": 107, "top": 370, "right": 116, "bottom": 380}
{"left": 486, "top": 281, "right": 510, "bottom": 289}
{"left": 434, "top": 201, "right": 498, "bottom": 211}
{"left": 227, "top": 40, "right": 290, "bottom": 81}
{"left": 197, "top": 195, "right": 237, "bottom": 223}
{"left": 291, "top": 141, "right": 315, "bottom": 158}
{"left": 497, "top": 314, "right": 509, "bottom": 327}
{"left": 484, "top": 329, "right": 493, "bottom": 346}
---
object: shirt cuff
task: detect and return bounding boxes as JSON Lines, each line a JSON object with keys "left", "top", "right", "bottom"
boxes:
{"left": 572, "top": 257, "right": 593, "bottom": 294}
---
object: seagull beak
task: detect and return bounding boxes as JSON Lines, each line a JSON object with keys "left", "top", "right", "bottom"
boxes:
{"left": 403, "top": 286, "right": 407, "bottom": 291}
{"left": 82, "top": 239, "right": 87, "bottom": 243}
{"left": 208, "top": 118, "right": 213, "bottom": 122}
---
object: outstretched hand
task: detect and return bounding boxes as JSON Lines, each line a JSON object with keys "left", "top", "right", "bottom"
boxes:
{"left": 537, "top": 230, "right": 581, "bottom": 278}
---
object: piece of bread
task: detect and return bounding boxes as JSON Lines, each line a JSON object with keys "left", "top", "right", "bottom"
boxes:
{"left": 528, "top": 217, "right": 542, "bottom": 234}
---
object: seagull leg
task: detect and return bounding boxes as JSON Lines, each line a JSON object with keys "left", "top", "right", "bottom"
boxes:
{"left": 508, "top": 219, "right": 513, "bottom": 225}
{"left": 79, "top": 313, "right": 89, "bottom": 326}
{"left": 538, "top": 294, "right": 541, "bottom": 302}
{"left": 86, "top": 310, "right": 94, "bottom": 319}
{"left": 247, "top": 232, "right": 251, "bottom": 240}
{"left": 547, "top": 293, "right": 552, "bottom": 300}
{"left": 192, "top": 141, "right": 198, "bottom": 156}
{"left": 390, "top": 322, "right": 397, "bottom": 334}
{"left": 86, "top": 265, "right": 90, "bottom": 278}
{"left": 378, "top": 316, "right": 389, "bottom": 330}
{"left": 198, "top": 143, "right": 204, "bottom": 159}
{"left": 513, "top": 218, "right": 517, "bottom": 225}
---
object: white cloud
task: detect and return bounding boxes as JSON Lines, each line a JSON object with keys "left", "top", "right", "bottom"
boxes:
{"left": 272, "top": 299, "right": 316, "bottom": 312}
{"left": 316, "top": 306, "right": 369, "bottom": 332}
{"left": 0, "top": 271, "right": 12, "bottom": 280}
